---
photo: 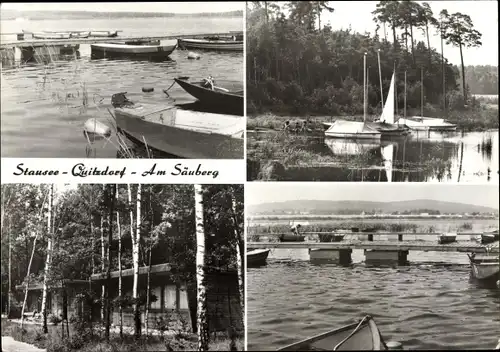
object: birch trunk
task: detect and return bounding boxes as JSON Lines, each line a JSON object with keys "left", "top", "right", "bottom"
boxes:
{"left": 194, "top": 184, "right": 209, "bottom": 351}
{"left": 8, "top": 220, "right": 12, "bottom": 317}
{"left": 42, "top": 184, "right": 54, "bottom": 333}
{"left": 133, "top": 184, "right": 142, "bottom": 339}
{"left": 101, "top": 183, "right": 105, "bottom": 321}
{"left": 230, "top": 190, "right": 244, "bottom": 321}
{"left": 117, "top": 186, "right": 123, "bottom": 339}
{"left": 144, "top": 247, "right": 152, "bottom": 338}
{"left": 105, "top": 184, "right": 115, "bottom": 341}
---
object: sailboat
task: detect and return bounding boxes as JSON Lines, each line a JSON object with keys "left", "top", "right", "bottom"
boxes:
{"left": 370, "top": 72, "right": 410, "bottom": 137}
{"left": 325, "top": 54, "right": 382, "bottom": 140}
{"left": 396, "top": 68, "right": 457, "bottom": 131}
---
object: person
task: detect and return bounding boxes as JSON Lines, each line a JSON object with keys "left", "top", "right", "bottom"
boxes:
{"left": 282, "top": 120, "right": 291, "bottom": 132}
{"left": 290, "top": 223, "right": 301, "bottom": 236}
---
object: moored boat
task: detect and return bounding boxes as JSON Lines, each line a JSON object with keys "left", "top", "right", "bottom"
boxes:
{"left": 111, "top": 92, "right": 244, "bottom": 159}
{"left": 278, "top": 234, "right": 305, "bottom": 242}
{"left": 30, "top": 31, "right": 71, "bottom": 40}
{"left": 247, "top": 249, "right": 271, "bottom": 268}
{"left": 396, "top": 116, "right": 457, "bottom": 131}
{"left": 177, "top": 38, "right": 243, "bottom": 51}
{"left": 278, "top": 315, "right": 388, "bottom": 351}
{"left": 89, "top": 30, "right": 119, "bottom": 37}
{"left": 174, "top": 77, "right": 243, "bottom": 115}
{"left": 438, "top": 233, "right": 457, "bottom": 244}
{"left": 468, "top": 253, "right": 500, "bottom": 287}
{"left": 481, "top": 230, "right": 499, "bottom": 244}
{"left": 325, "top": 121, "right": 382, "bottom": 140}
{"left": 90, "top": 43, "right": 176, "bottom": 61}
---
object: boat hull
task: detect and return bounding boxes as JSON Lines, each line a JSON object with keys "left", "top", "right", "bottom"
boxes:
{"left": 438, "top": 235, "right": 456, "bottom": 244}
{"left": 247, "top": 249, "right": 270, "bottom": 268}
{"left": 278, "top": 316, "right": 387, "bottom": 351}
{"left": 481, "top": 231, "right": 499, "bottom": 244}
{"left": 325, "top": 132, "right": 381, "bottom": 140}
{"left": 177, "top": 38, "right": 243, "bottom": 51}
{"left": 115, "top": 110, "right": 243, "bottom": 159}
{"left": 367, "top": 122, "right": 410, "bottom": 137}
{"left": 90, "top": 44, "right": 176, "bottom": 61}
{"left": 174, "top": 78, "right": 243, "bottom": 115}
{"left": 278, "top": 234, "right": 305, "bottom": 242}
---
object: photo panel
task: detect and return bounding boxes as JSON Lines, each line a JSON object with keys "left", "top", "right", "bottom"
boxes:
{"left": 1, "top": 2, "right": 244, "bottom": 160}
{"left": 245, "top": 1, "right": 498, "bottom": 182}
{"left": 1, "top": 183, "right": 244, "bottom": 351}
{"left": 246, "top": 183, "right": 499, "bottom": 350}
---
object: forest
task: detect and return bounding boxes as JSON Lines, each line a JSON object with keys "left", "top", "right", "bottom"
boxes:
{"left": 1, "top": 184, "right": 244, "bottom": 352}
{"left": 247, "top": 1, "right": 496, "bottom": 118}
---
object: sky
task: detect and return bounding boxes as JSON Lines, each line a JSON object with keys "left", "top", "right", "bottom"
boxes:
{"left": 0, "top": 2, "right": 244, "bottom": 14}
{"left": 246, "top": 184, "right": 500, "bottom": 209}
{"left": 320, "top": 1, "right": 498, "bottom": 66}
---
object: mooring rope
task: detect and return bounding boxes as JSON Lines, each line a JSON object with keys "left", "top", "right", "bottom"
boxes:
{"left": 162, "top": 80, "right": 177, "bottom": 98}
{"left": 333, "top": 315, "right": 370, "bottom": 351}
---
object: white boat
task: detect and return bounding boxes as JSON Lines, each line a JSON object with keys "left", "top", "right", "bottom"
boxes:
{"left": 325, "top": 138, "right": 381, "bottom": 155}
{"left": 325, "top": 120, "right": 381, "bottom": 140}
{"left": 177, "top": 38, "right": 243, "bottom": 52}
{"left": 90, "top": 43, "right": 176, "bottom": 60}
{"left": 112, "top": 93, "right": 244, "bottom": 159}
{"left": 396, "top": 116, "right": 457, "bottom": 131}
{"left": 381, "top": 143, "right": 394, "bottom": 182}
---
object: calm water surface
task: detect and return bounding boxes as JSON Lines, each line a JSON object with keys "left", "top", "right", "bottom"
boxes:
{"left": 1, "top": 17, "right": 243, "bottom": 157}
{"left": 248, "top": 129, "right": 499, "bottom": 183}
{"left": 248, "top": 255, "right": 500, "bottom": 350}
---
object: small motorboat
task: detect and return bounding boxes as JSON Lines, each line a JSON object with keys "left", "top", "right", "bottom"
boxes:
{"left": 438, "top": 233, "right": 457, "bottom": 244}
{"left": 90, "top": 43, "right": 176, "bottom": 61}
{"left": 278, "top": 315, "right": 388, "bottom": 351}
{"left": 174, "top": 77, "right": 243, "bottom": 115}
{"left": 112, "top": 92, "right": 244, "bottom": 159}
{"left": 481, "top": 230, "right": 499, "bottom": 244}
{"left": 278, "top": 234, "right": 305, "bottom": 242}
{"left": 177, "top": 37, "right": 243, "bottom": 51}
{"left": 247, "top": 249, "right": 271, "bottom": 268}
{"left": 325, "top": 121, "right": 382, "bottom": 140}
{"left": 468, "top": 253, "right": 499, "bottom": 288}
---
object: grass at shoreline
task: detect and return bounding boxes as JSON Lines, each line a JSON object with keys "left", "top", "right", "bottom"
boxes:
{"left": 1, "top": 318, "right": 242, "bottom": 352}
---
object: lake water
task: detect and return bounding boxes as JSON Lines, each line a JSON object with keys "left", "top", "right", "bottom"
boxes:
{"left": 247, "top": 260, "right": 500, "bottom": 350}
{"left": 247, "top": 130, "right": 499, "bottom": 183}
{"left": 0, "top": 17, "right": 243, "bottom": 158}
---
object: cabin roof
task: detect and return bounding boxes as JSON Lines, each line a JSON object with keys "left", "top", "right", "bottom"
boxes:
{"left": 15, "top": 279, "right": 89, "bottom": 291}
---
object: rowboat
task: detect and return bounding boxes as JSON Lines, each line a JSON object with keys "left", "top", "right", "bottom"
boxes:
{"left": 89, "top": 30, "right": 119, "bottom": 37}
{"left": 247, "top": 249, "right": 271, "bottom": 268}
{"left": 438, "top": 233, "right": 456, "bottom": 244}
{"left": 481, "top": 230, "right": 499, "bottom": 244}
{"left": 30, "top": 31, "right": 71, "bottom": 40}
{"left": 174, "top": 77, "right": 243, "bottom": 115}
{"left": 278, "top": 234, "right": 305, "bottom": 242}
{"left": 278, "top": 315, "right": 388, "bottom": 351}
{"left": 112, "top": 92, "right": 244, "bottom": 159}
{"left": 177, "top": 38, "right": 243, "bottom": 51}
{"left": 468, "top": 253, "right": 499, "bottom": 288}
{"left": 325, "top": 121, "right": 381, "bottom": 140}
{"left": 90, "top": 43, "right": 176, "bottom": 61}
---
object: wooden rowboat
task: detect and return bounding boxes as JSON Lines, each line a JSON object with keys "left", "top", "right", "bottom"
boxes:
{"left": 247, "top": 249, "right": 271, "bottom": 268}
{"left": 278, "top": 315, "right": 388, "bottom": 351}
{"left": 278, "top": 234, "right": 305, "bottom": 242}
{"left": 174, "top": 77, "right": 243, "bottom": 115}
{"left": 90, "top": 43, "right": 176, "bottom": 61}
{"left": 438, "top": 233, "right": 457, "bottom": 244}
{"left": 481, "top": 230, "right": 499, "bottom": 244}
{"left": 112, "top": 93, "right": 244, "bottom": 159}
{"left": 177, "top": 38, "right": 243, "bottom": 51}
{"left": 468, "top": 253, "right": 500, "bottom": 288}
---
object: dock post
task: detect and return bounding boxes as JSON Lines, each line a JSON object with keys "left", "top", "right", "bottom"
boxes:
{"left": 17, "top": 33, "right": 24, "bottom": 41}
{"left": 368, "top": 234, "right": 374, "bottom": 241}
{"left": 398, "top": 234, "right": 403, "bottom": 241}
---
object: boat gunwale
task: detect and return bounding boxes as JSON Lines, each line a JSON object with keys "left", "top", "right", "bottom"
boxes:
{"left": 174, "top": 77, "right": 243, "bottom": 99}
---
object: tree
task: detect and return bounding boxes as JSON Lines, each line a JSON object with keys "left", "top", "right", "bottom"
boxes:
{"left": 41, "top": 184, "right": 54, "bottom": 333}
{"left": 372, "top": 1, "right": 401, "bottom": 50}
{"left": 132, "top": 184, "right": 142, "bottom": 339}
{"left": 441, "top": 11, "right": 482, "bottom": 105}
{"left": 419, "top": 2, "right": 437, "bottom": 65}
{"left": 194, "top": 184, "right": 209, "bottom": 352}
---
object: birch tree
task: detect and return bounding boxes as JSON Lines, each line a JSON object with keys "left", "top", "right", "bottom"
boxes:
{"left": 132, "top": 184, "right": 142, "bottom": 339}
{"left": 41, "top": 184, "right": 54, "bottom": 333}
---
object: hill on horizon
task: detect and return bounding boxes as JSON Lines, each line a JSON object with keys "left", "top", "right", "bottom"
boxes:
{"left": 1, "top": 9, "right": 243, "bottom": 20}
{"left": 248, "top": 199, "right": 499, "bottom": 215}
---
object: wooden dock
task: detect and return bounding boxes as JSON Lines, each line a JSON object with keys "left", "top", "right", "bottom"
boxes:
{"left": 247, "top": 240, "right": 499, "bottom": 254}
{"left": 0, "top": 31, "right": 243, "bottom": 49}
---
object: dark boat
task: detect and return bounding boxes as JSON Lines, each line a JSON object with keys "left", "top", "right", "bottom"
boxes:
{"left": 112, "top": 92, "right": 244, "bottom": 159}
{"left": 468, "top": 253, "right": 500, "bottom": 288}
{"left": 278, "top": 315, "right": 388, "bottom": 351}
{"left": 174, "top": 77, "right": 243, "bottom": 115}
{"left": 318, "top": 233, "right": 345, "bottom": 242}
{"left": 481, "top": 230, "right": 499, "bottom": 244}
{"left": 247, "top": 249, "right": 271, "bottom": 268}
{"left": 278, "top": 234, "right": 305, "bottom": 242}
{"left": 438, "top": 233, "right": 457, "bottom": 244}
{"left": 90, "top": 43, "right": 176, "bottom": 61}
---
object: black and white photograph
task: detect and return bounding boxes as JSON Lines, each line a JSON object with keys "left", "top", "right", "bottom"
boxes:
{"left": 1, "top": 183, "right": 244, "bottom": 351}
{"left": 246, "top": 1, "right": 498, "bottom": 182}
{"left": 246, "top": 183, "right": 499, "bottom": 350}
{"left": 0, "top": 2, "right": 244, "bottom": 159}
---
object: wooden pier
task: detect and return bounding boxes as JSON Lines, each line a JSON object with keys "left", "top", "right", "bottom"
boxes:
{"left": 0, "top": 31, "right": 243, "bottom": 49}
{"left": 247, "top": 240, "right": 500, "bottom": 254}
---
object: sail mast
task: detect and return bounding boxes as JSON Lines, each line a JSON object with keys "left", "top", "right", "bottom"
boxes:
{"left": 377, "top": 49, "right": 383, "bottom": 112}
{"left": 404, "top": 71, "right": 407, "bottom": 118}
{"left": 363, "top": 53, "right": 367, "bottom": 122}
{"left": 421, "top": 67, "right": 424, "bottom": 117}
{"left": 394, "top": 61, "right": 398, "bottom": 116}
